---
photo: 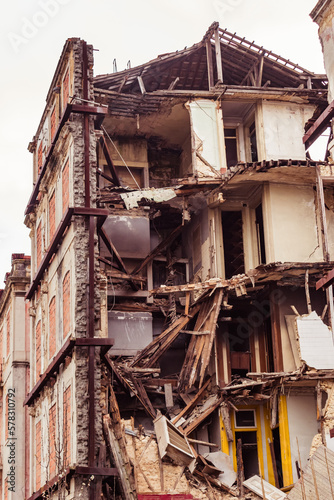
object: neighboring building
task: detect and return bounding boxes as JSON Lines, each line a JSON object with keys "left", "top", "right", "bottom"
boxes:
{"left": 23, "top": 23, "right": 334, "bottom": 499}
{"left": 0, "top": 254, "right": 30, "bottom": 499}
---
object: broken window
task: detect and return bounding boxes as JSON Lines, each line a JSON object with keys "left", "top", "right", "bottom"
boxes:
{"left": 224, "top": 128, "right": 238, "bottom": 168}
{"left": 255, "top": 203, "right": 266, "bottom": 264}
{"left": 222, "top": 210, "right": 245, "bottom": 279}
{"left": 249, "top": 121, "right": 258, "bottom": 162}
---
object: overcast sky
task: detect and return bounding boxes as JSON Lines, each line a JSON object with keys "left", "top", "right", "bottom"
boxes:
{"left": 0, "top": 0, "right": 326, "bottom": 284}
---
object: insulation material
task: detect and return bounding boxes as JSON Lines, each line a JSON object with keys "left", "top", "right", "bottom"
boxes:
{"left": 108, "top": 311, "right": 153, "bottom": 355}
{"left": 121, "top": 188, "right": 177, "bottom": 209}
{"left": 296, "top": 311, "right": 334, "bottom": 369}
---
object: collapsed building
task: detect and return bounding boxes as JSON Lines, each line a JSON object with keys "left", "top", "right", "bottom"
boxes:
{"left": 22, "top": 17, "right": 334, "bottom": 500}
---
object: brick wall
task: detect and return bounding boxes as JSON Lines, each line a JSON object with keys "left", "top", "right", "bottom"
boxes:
{"left": 62, "top": 272, "right": 70, "bottom": 339}
{"left": 49, "top": 191, "right": 56, "bottom": 242}
{"left": 62, "top": 160, "right": 69, "bottom": 214}
{"left": 35, "top": 321, "right": 41, "bottom": 380}
{"left": 49, "top": 403, "right": 56, "bottom": 479}
{"left": 49, "top": 297, "right": 56, "bottom": 360}
{"left": 62, "top": 69, "right": 69, "bottom": 110}
{"left": 63, "top": 385, "right": 71, "bottom": 468}
{"left": 38, "top": 140, "right": 43, "bottom": 175}
{"left": 36, "top": 420, "right": 41, "bottom": 490}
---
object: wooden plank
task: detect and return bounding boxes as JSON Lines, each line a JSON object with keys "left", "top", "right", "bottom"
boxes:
{"left": 221, "top": 402, "right": 233, "bottom": 442}
{"left": 214, "top": 27, "right": 223, "bottom": 82}
{"left": 131, "top": 304, "right": 200, "bottom": 368}
{"left": 185, "top": 291, "right": 190, "bottom": 316}
{"left": 199, "top": 290, "right": 224, "bottom": 387}
{"left": 237, "top": 438, "right": 245, "bottom": 497}
{"left": 137, "top": 76, "right": 146, "bottom": 95}
{"left": 99, "top": 135, "right": 121, "bottom": 186}
{"left": 99, "top": 226, "right": 128, "bottom": 275}
{"left": 316, "top": 268, "right": 334, "bottom": 290}
{"left": 172, "top": 377, "right": 212, "bottom": 425}
{"left": 303, "top": 100, "right": 334, "bottom": 150}
{"left": 206, "top": 39, "right": 215, "bottom": 89}
{"left": 269, "top": 440, "right": 280, "bottom": 488}
{"left": 305, "top": 270, "right": 312, "bottom": 314}
{"left": 103, "top": 413, "right": 136, "bottom": 500}
{"left": 183, "top": 395, "right": 222, "bottom": 436}
{"left": 130, "top": 377, "right": 156, "bottom": 419}
{"left": 257, "top": 55, "right": 264, "bottom": 86}
{"left": 164, "top": 383, "right": 174, "bottom": 409}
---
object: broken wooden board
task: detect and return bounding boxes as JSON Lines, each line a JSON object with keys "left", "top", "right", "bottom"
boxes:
{"left": 131, "top": 303, "right": 200, "bottom": 368}
{"left": 180, "top": 393, "right": 223, "bottom": 436}
{"left": 178, "top": 289, "right": 223, "bottom": 392}
{"left": 287, "top": 445, "right": 334, "bottom": 500}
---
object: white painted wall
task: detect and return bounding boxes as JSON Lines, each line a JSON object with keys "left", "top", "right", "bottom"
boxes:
{"left": 286, "top": 394, "right": 318, "bottom": 483}
{"left": 188, "top": 99, "right": 226, "bottom": 174}
{"left": 263, "top": 183, "right": 323, "bottom": 263}
{"left": 261, "top": 102, "right": 315, "bottom": 161}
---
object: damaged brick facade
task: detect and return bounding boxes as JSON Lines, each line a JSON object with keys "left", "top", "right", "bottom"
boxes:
{"left": 20, "top": 17, "right": 334, "bottom": 500}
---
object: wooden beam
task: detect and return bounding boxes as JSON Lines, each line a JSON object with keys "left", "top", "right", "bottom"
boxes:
{"left": 316, "top": 268, "right": 334, "bottom": 290}
{"left": 214, "top": 27, "right": 223, "bottom": 82}
{"left": 206, "top": 39, "right": 215, "bottom": 89}
{"left": 99, "top": 135, "right": 121, "bottom": 186}
{"left": 172, "top": 377, "right": 211, "bottom": 425}
{"left": 303, "top": 100, "right": 334, "bottom": 150}
{"left": 316, "top": 166, "right": 330, "bottom": 262}
{"left": 257, "top": 55, "right": 264, "bottom": 86}
{"left": 305, "top": 269, "right": 312, "bottom": 314}
{"left": 168, "top": 76, "right": 180, "bottom": 90}
{"left": 137, "top": 76, "right": 146, "bottom": 95}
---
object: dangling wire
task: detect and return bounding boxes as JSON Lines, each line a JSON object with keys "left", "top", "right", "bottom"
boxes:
{"left": 101, "top": 125, "right": 141, "bottom": 190}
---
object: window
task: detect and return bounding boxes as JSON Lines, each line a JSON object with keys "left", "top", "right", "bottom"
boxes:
{"left": 36, "top": 221, "right": 42, "bottom": 269}
{"left": 255, "top": 203, "right": 266, "bottom": 265}
{"left": 49, "top": 191, "right": 56, "bottom": 242}
{"left": 49, "top": 403, "right": 57, "bottom": 479}
{"left": 235, "top": 409, "right": 256, "bottom": 428}
{"left": 63, "top": 385, "right": 71, "bottom": 468}
{"left": 36, "top": 420, "right": 42, "bottom": 490}
{"left": 62, "top": 272, "right": 70, "bottom": 339}
{"left": 49, "top": 297, "right": 56, "bottom": 359}
{"left": 62, "top": 160, "right": 69, "bottom": 214}
{"left": 36, "top": 321, "right": 42, "bottom": 380}
{"left": 222, "top": 210, "right": 245, "bottom": 278}
{"left": 224, "top": 128, "right": 238, "bottom": 168}
{"left": 249, "top": 121, "right": 258, "bottom": 162}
